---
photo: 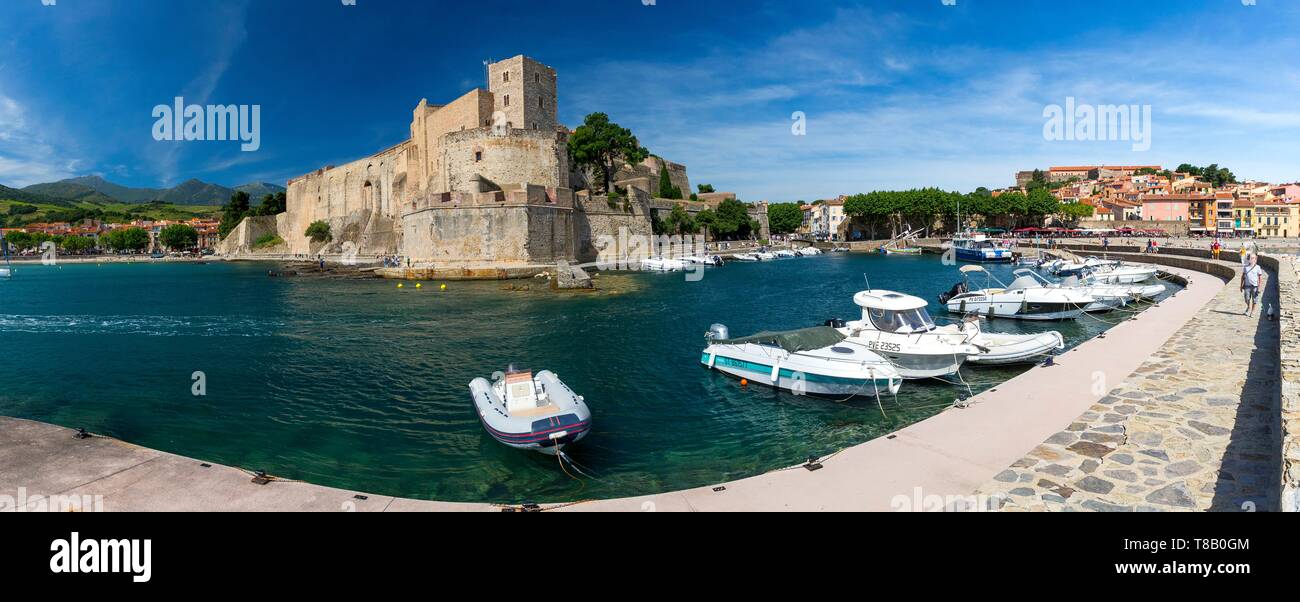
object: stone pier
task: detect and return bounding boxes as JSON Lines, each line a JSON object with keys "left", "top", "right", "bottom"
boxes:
{"left": 978, "top": 255, "right": 1284, "bottom": 511}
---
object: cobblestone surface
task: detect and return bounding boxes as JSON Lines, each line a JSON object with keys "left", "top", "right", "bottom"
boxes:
{"left": 1278, "top": 257, "right": 1300, "bottom": 512}
{"left": 978, "top": 260, "right": 1282, "bottom": 511}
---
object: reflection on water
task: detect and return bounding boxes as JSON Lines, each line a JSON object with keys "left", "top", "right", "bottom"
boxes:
{"left": 0, "top": 255, "right": 1175, "bottom": 502}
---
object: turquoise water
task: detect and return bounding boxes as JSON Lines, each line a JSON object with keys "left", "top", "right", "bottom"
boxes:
{"left": 0, "top": 255, "right": 1174, "bottom": 502}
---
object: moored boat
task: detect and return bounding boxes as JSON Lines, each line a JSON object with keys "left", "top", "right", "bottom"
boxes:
{"left": 641, "top": 257, "right": 690, "bottom": 272}
{"left": 701, "top": 324, "right": 903, "bottom": 398}
{"left": 468, "top": 368, "right": 591, "bottom": 455}
{"left": 951, "top": 234, "right": 1014, "bottom": 263}
{"left": 939, "top": 265, "right": 1092, "bottom": 320}
{"left": 833, "top": 290, "right": 981, "bottom": 379}
{"left": 731, "top": 253, "right": 760, "bottom": 262}
{"left": 934, "top": 317, "right": 1065, "bottom": 365}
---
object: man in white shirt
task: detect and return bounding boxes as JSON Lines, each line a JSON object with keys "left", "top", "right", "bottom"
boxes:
{"left": 1241, "top": 254, "right": 1266, "bottom": 316}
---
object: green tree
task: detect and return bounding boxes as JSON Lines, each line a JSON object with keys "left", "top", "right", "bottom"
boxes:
{"left": 567, "top": 112, "right": 649, "bottom": 195}
{"left": 4, "top": 231, "right": 33, "bottom": 250}
{"left": 60, "top": 236, "right": 94, "bottom": 253}
{"left": 697, "top": 184, "right": 715, "bottom": 194}
{"left": 767, "top": 202, "right": 804, "bottom": 234}
{"left": 159, "top": 224, "right": 199, "bottom": 250}
{"left": 657, "top": 164, "right": 682, "bottom": 199}
{"left": 256, "top": 191, "right": 288, "bottom": 216}
{"left": 665, "top": 203, "right": 695, "bottom": 234}
{"left": 219, "top": 190, "right": 252, "bottom": 239}
{"left": 122, "top": 228, "right": 151, "bottom": 252}
{"left": 711, "top": 198, "right": 755, "bottom": 240}
{"left": 305, "top": 220, "right": 332, "bottom": 243}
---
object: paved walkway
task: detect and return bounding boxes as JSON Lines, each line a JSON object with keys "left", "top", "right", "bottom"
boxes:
{"left": 978, "top": 260, "right": 1281, "bottom": 511}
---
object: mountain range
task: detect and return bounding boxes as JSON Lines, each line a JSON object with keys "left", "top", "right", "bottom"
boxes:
{"left": 14, "top": 176, "right": 285, "bottom": 206}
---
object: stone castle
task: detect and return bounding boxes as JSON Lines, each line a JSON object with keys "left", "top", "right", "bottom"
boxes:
{"left": 218, "top": 55, "right": 764, "bottom": 272}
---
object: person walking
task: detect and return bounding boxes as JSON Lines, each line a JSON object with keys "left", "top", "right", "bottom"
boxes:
{"left": 1241, "top": 254, "right": 1266, "bottom": 316}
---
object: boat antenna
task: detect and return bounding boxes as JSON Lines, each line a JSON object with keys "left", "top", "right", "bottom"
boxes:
{"left": 862, "top": 274, "right": 871, "bottom": 291}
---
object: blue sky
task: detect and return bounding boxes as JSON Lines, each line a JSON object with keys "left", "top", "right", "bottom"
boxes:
{"left": 1, "top": 0, "right": 1298, "bottom": 201}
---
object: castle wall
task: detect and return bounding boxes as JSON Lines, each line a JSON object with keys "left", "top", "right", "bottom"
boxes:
{"left": 282, "top": 141, "right": 411, "bottom": 256}
{"left": 399, "top": 185, "right": 574, "bottom": 266}
{"left": 572, "top": 187, "right": 654, "bottom": 265}
{"left": 441, "top": 128, "right": 568, "bottom": 192}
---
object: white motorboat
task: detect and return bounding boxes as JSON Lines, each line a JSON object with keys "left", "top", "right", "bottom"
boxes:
{"left": 933, "top": 316, "right": 1065, "bottom": 366}
{"left": 468, "top": 367, "right": 591, "bottom": 455}
{"left": 833, "top": 290, "right": 982, "bottom": 379}
{"left": 702, "top": 324, "right": 903, "bottom": 399}
{"left": 774, "top": 249, "right": 798, "bottom": 258}
{"left": 1011, "top": 269, "right": 1135, "bottom": 313}
{"left": 1081, "top": 262, "right": 1159, "bottom": 285}
{"left": 796, "top": 247, "right": 823, "bottom": 256}
{"left": 0, "top": 268, "right": 10, "bottom": 279}
{"left": 939, "top": 265, "right": 1092, "bottom": 320}
{"left": 682, "top": 255, "right": 724, "bottom": 267}
{"left": 641, "top": 257, "right": 690, "bottom": 272}
{"left": 731, "top": 253, "right": 759, "bottom": 261}
{"left": 756, "top": 252, "right": 777, "bottom": 261}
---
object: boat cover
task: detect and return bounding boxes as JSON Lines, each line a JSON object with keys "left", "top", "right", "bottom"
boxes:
{"left": 718, "top": 326, "right": 846, "bottom": 353}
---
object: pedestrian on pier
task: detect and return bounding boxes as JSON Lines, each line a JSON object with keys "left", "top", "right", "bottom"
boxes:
{"left": 1242, "top": 254, "right": 1266, "bottom": 317}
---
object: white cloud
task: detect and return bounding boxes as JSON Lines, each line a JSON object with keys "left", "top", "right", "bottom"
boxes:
{"left": 0, "top": 93, "right": 81, "bottom": 187}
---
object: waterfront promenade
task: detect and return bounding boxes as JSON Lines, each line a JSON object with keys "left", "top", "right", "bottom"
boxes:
{"left": 2, "top": 251, "right": 1292, "bottom": 512}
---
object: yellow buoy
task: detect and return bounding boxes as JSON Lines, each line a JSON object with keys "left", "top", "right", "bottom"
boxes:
{"left": 440, "top": 284, "right": 447, "bottom": 290}
{"left": 416, "top": 283, "right": 423, "bottom": 289}
{"left": 397, "top": 283, "right": 404, "bottom": 288}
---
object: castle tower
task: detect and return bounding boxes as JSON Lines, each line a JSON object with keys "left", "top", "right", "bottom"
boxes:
{"left": 486, "top": 55, "right": 558, "bottom": 132}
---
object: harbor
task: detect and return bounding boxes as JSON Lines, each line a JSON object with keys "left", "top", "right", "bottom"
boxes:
{"left": 4, "top": 250, "right": 1291, "bottom": 511}
{"left": 6, "top": 240, "right": 1292, "bottom": 512}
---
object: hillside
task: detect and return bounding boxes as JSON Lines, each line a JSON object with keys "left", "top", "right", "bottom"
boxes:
{"left": 17, "top": 176, "right": 283, "bottom": 206}
{"left": 0, "top": 198, "right": 219, "bottom": 228}
{"left": 156, "top": 178, "right": 235, "bottom": 205}
{"left": 55, "top": 175, "right": 163, "bottom": 203}
{"left": 21, "top": 180, "right": 120, "bottom": 204}
{"left": 236, "top": 182, "right": 287, "bottom": 201}
{"left": 0, "top": 184, "right": 77, "bottom": 207}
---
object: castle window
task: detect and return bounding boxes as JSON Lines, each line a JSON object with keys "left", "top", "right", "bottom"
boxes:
{"left": 504, "top": 95, "right": 510, "bottom": 107}
{"left": 503, "top": 71, "right": 509, "bottom": 83}
{"left": 539, "top": 97, "right": 544, "bottom": 108}
{"left": 475, "top": 151, "right": 482, "bottom": 162}
{"left": 535, "top": 73, "right": 540, "bottom": 83}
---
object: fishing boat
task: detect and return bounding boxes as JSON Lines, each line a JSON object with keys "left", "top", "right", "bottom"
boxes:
{"left": 934, "top": 316, "right": 1065, "bottom": 366}
{"left": 939, "top": 265, "right": 1092, "bottom": 320}
{"left": 881, "top": 246, "right": 923, "bottom": 256}
{"left": 833, "top": 290, "right": 981, "bottom": 379}
{"left": 951, "top": 234, "right": 1014, "bottom": 263}
{"left": 468, "top": 367, "right": 591, "bottom": 455}
{"left": 641, "top": 257, "right": 690, "bottom": 272}
{"left": 701, "top": 324, "right": 903, "bottom": 398}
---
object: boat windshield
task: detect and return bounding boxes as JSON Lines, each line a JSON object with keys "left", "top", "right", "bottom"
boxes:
{"left": 867, "top": 307, "right": 936, "bottom": 334}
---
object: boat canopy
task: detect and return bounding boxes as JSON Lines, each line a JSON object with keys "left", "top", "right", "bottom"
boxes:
{"left": 718, "top": 326, "right": 846, "bottom": 353}
{"left": 853, "top": 290, "right": 926, "bottom": 311}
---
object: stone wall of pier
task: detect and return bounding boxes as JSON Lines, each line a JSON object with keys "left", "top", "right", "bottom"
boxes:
{"left": 1278, "top": 257, "right": 1300, "bottom": 512}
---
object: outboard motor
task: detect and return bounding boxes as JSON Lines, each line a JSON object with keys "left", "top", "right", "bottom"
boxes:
{"left": 823, "top": 318, "right": 847, "bottom": 329}
{"left": 705, "top": 324, "right": 730, "bottom": 342}
{"left": 938, "top": 281, "right": 968, "bottom": 304}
